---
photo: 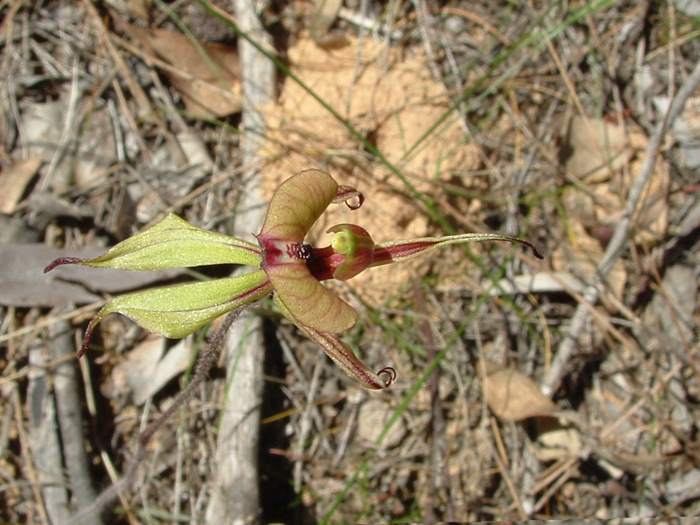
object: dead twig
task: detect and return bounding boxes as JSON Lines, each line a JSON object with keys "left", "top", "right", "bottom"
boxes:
{"left": 204, "top": 1, "right": 275, "bottom": 523}
{"left": 27, "top": 343, "right": 66, "bottom": 525}
{"left": 51, "top": 317, "right": 104, "bottom": 524}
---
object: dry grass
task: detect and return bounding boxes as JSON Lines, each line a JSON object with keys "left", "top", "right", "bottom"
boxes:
{"left": 1, "top": 0, "right": 700, "bottom": 523}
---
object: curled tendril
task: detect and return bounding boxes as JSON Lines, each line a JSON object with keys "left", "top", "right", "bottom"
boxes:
{"left": 377, "top": 366, "right": 397, "bottom": 387}
{"left": 335, "top": 185, "right": 365, "bottom": 210}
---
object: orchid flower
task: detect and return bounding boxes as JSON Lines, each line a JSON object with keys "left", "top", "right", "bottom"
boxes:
{"left": 45, "top": 170, "right": 541, "bottom": 390}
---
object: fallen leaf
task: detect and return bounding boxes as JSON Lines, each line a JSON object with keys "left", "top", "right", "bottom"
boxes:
{"left": 21, "top": 101, "right": 64, "bottom": 162}
{"left": 0, "top": 158, "right": 41, "bottom": 214}
{"left": 21, "top": 100, "right": 116, "bottom": 192}
{"left": 562, "top": 116, "right": 669, "bottom": 245}
{"left": 126, "top": 0, "right": 150, "bottom": 21}
{"left": 310, "top": 0, "right": 347, "bottom": 48}
{"left": 111, "top": 335, "right": 196, "bottom": 405}
{"left": 484, "top": 368, "right": 557, "bottom": 422}
{"left": 564, "top": 116, "right": 641, "bottom": 182}
{"left": 535, "top": 419, "right": 583, "bottom": 461}
{"left": 552, "top": 222, "right": 627, "bottom": 299}
{"left": 128, "top": 25, "right": 241, "bottom": 118}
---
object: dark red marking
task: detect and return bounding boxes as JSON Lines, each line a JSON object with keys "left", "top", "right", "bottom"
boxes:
{"left": 286, "top": 243, "right": 313, "bottom": 261}
{"left": 307, "top": 246, "right": 344, "bottom": 281}
{"left": 44, "top": 257, "right": 84, "bottom": 273}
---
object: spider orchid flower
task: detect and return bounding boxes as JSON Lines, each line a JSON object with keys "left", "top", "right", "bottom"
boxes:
{"left": 44, "top": 170, "right": 541, "bottom": 390}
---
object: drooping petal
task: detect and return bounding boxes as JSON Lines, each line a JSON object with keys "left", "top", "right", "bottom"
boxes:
{"left": 274, "top": 295, "right": 395, "bottom": 390}
{"left": 370, "top": 233, "right": 543, "bottom": 267}
{"left": 258, "top": 169, "right": 339, "bottom": 242}
{"left": 44, "top": 214, "right": 261, "bottom": 273}
{"left": 267, "top": 263, "right": 357, "bottom": 333}
{"left": 76, "top": 270, "right": 272, "bottom": 357}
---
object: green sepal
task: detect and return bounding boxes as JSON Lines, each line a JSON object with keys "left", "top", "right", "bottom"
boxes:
{"left": 82, "top": 214, "right": 262, "bottom": 270}
{"left": 90, "top": 270, "right": 272, "bottom": 340}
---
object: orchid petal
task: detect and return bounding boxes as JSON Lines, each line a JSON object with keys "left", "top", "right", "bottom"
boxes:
{"left": 371, "top": 233, "right": 543, "bottom": 267}
{"left": 274, "top": 295, "right": 395, "bottom": 390}
{"left": 327, "top": 224, "right": 375, "bottom": 281}
{"left": 77, "top": 270, "right": 272, "bottom": 357}
{"left": 44, "top": 214, "right": 261, "bottom": 273}
{"left": 259, "top": 169, "right": 339, "bottom": 242}
{"left": 267, "top": 264, "right": 357, "bottom": 333}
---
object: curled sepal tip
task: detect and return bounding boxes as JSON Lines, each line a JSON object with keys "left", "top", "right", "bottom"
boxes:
{"left": 376, "top": 366, "right": 397, "bottom": 388}
{"left": 301, "top": 323, "right": 397, "bottom": 390}
{"left": 258, "top": 170, "right": 365, "bottom": 243}
{"left": 44, "top": 257, "right": 84, "bottom": 273}
{"left": 75, "top": 270, "right": 272, "bottom": 358}
{"left": 334, "top": 185, "right": 364, "bottom": 210}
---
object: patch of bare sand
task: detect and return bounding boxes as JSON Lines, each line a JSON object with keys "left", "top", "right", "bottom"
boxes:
{"left": 260, "top": 35, "right": 480, "bottom": 304}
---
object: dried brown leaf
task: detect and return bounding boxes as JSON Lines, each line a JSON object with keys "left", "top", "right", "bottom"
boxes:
{"left": 310, "top": 0, "right": 347, "bottom": 48}
{"left": 484, "top": 368, "right": 556, "bottom": 422}
{"left": 535, "top": 422, "right": 583, "bottom": 461}
{"left": 564, "top": 116, "right": 643, "bottom": 182}
{"left": 357, "top": 399, "right": 405, "bottom": 448}
{"left": 0, "top": 158, "right": 41, "bottom": 214}
{"left": 110, "top": 335, "right": 196, "bottom": 405}
{"left": 552, "top": 222, "right": 627, "bottom": 299}
{"left": 129, "top": 26, "right": 241, "bottom": 118}
{"left": 562, "top": 116, "right": 668, "bottom": 246}
{"left": 127, "top": 0, "right": 150, "bottom": 21}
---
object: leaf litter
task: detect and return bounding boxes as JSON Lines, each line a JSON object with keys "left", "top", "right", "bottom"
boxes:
{"left": 124, "top": 24, "right": 241, "bottom": 119}
{"left": 1, "top": 2, "right": 699, "bottom": 523}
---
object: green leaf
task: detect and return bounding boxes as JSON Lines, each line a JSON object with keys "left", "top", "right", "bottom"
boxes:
{"left": 81, "top": 214, "right": 261, "bottom": 270}
{"left": 89, "top": 270, "right": 272, "bottom": 340}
